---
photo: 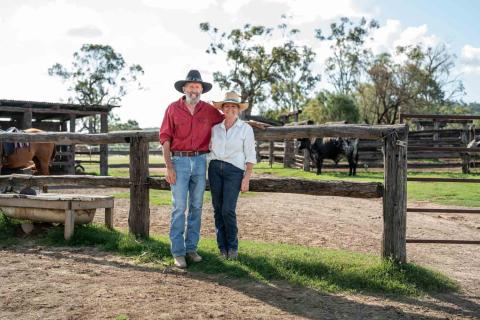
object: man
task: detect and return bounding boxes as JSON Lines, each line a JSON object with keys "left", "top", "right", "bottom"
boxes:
{"left": 160, "top": 70, "right": 224, "bottom": 268}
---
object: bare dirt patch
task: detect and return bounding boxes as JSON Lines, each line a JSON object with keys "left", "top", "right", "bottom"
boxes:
{"left": 1, "top": 185, "right": 479, "bottom": 319}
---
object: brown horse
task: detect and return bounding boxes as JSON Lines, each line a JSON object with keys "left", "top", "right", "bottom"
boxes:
{"left": 1, "top": 128, "right": 56, "bottom": 175}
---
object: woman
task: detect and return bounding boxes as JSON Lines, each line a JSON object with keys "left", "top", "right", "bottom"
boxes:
{"left": 208, "top": 91, "right": 257, "bottom": 259}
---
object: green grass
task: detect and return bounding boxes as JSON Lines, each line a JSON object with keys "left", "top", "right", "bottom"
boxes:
{"left": 0, "top": 214, "right": 21, "bottom": 246}
{"left": 0, "top": 216, "right": 457, "bottom": 297}
{"left": 256, "top": 163, "right": 480, "bottom": 207}
{"left": 79, "top": 156, "right": 480, "bottom": 207}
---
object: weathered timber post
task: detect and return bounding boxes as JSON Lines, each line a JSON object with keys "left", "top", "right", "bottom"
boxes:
{"left": 382, "top": 125, "right": 408, "bottom": 264}
{"left": 283, "top": 140, "right": 295, "bottom": 168}
{"left": 128, "top": 136, "right": 150, "bottom": 237}
{"left": 100, "top": 113, "right": 108, "bottom": 176}
{"left": 303, "top": 147, "right": 311, "bottom": 172}
{"left": 433, "top": 120, "right": 439, "bottom": 147}
{"left": 461, "top": 122, "right": 470, "bottom": 174}
{"left": 69, "top": 115, "right": 76, "bottom": 175}
{"left": 256, "top": 140, "right": 262, "bottom": 163}
{"left": 21, "top": 107, "right": 32, "bottom": 129}
{"left": 269, "top": 141, "right": 274, "bottom": 167}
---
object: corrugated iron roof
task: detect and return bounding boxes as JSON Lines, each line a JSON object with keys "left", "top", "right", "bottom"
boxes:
{"left": 0, "top": 99, "right": 118, "bottom": 111}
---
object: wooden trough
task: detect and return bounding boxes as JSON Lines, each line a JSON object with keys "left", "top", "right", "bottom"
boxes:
{"left": 0, "top": 193, "right": 114, "bottom": 240}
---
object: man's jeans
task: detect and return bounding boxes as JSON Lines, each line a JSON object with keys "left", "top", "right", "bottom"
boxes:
{"left": 208, "top": 160, "right": 244, "bottom": 252}
{"left": 170, "top": 154, "right": 207, "bottom": 257}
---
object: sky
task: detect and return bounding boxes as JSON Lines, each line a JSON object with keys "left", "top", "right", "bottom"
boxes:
{"left": 0, "top": 0, "right": 479, "bottom": 128}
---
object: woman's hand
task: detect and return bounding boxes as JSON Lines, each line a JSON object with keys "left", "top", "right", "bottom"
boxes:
{"left": 241, "top": 176, "right": 250, "bottom": 192}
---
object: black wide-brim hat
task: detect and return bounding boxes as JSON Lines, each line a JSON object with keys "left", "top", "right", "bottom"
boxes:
{"left": 174, "top": 69, "right": 212, "bottom": 93}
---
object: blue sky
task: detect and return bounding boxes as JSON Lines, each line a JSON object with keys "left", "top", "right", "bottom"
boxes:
{"left": 0, "top": 0, "right": 479, "bottom": 128}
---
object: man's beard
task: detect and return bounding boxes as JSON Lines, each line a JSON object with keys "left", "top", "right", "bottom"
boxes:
{"left": 185, "top": 92, "right": 201, "bottom": 105}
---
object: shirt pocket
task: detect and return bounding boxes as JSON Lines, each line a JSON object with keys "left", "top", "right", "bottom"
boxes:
{"left": 196, "top": 117, "right": 211, "bottom": 129}
{"left": 173, "top": 115, "right": 191, "bottom": 139}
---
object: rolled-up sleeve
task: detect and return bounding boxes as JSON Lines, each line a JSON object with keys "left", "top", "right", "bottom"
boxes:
{"left": 159, "top": 105, "right": 173, "bottom": 145}
{"left": 243, "top": 125, "right": 257, "bottom": 165}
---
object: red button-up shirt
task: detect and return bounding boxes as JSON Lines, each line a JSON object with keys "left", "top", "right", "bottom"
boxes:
{"left": 160, "top": 97, "right": 224, "bottom": 152}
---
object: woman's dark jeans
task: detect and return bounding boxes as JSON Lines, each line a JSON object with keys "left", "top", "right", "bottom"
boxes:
{"left": 208, "top": 160, "right": 244, "bottom": 252}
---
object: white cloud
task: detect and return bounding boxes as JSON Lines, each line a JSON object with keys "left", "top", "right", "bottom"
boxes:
{"left": 141, "top": 0, "right": 216, "bottom": 12}
{"left": 269, "top": 0, "right": 370, "bottom": 24}
{"left": 460, "top": 44, "right": 480, "bottom": 74}
{"left": 394, "top": 24, "right": 439, "bottom": 48}
{"left": 367, "top": 19, "right": 441, "bottom": 57}
{"left": 222, "top": 0, "right": 253, "bottom": 15}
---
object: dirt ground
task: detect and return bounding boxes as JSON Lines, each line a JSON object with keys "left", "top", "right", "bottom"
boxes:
{"left": 1, "top": 183, "right": 479, "bottom": 319}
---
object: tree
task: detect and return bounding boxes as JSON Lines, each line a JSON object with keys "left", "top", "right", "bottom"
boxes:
{"left": 315, "top": 17, "right": 378, "bottom": 95}
{"left": 359, "top": 44, "right": 464, "bottom": 124}
{"left": 48, "top": 44, "right": 144, "bottom": 132}
{"left": 200, "top": 18, "right": 319, "bottom": 116}
{"left": 108, "top": 116, "right": 141, "bottom": 131}
{"left": 302, "top": 91, "right": 359, "bottom": 124}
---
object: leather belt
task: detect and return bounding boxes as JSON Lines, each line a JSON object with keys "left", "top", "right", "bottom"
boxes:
{"left": 172, "top": 151, "right": 209, "bottom": 157}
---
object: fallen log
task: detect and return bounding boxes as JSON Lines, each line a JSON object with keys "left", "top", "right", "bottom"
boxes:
{"left": 0, "top": 174, "right": 384, "bottom": 199}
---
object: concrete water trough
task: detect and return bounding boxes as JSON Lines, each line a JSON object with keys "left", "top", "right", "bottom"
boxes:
{"left": 0, "top": 193, "right": 114, "bottom": 240}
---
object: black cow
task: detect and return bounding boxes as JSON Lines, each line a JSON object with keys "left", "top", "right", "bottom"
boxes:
{"left": 298, "top": 137, "right": 359, "bottom": 176}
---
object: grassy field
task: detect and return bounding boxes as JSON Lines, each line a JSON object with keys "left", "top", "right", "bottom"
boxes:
{"left": 0, "top": 215, "right": 458, "bottom": 296}
{"left": 78, "top": 155, "right": 480, "bottom": 207}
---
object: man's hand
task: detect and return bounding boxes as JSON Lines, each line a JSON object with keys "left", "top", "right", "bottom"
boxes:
{"left": 240, "top": 176, "right": 250, "bottom": 192}
{"left": 165, "top": 166, "right": 176, "bottom": 185}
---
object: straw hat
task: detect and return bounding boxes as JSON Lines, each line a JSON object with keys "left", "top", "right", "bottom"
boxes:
{"left": 213, "top": 91, "right": 248, "bottom": 111}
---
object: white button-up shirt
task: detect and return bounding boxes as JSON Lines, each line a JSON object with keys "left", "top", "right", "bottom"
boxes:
{"left": 208, "top": 119, "right": 257, "bottom": 170}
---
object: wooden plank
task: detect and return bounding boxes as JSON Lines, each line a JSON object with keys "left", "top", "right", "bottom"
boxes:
{"left": 0, "top": 197, "right": 69, "bottom": 209}
{"left": 70, "top": 198, "right": 114, "bottom": 210}
{"left": 400, "top": 113, "right": 480, "bottom": 121}
{"left": 64, "top": 209, "right": 75, "bottom": 240}
{"left": 128, "top": 136, "right": 150, "bottom": 237}
{"left": 408, "top": 177, "right": 480, "bottom": 183}
{"left": 406, "top": 239, "right": 480, "bottom": 244}
{"left": 0, "top": 105, "right": 107, "bottom": 116}
{"left": 0, "top": 174, "right": 384, "bottom": 198}
{"left": 382, "top": 129, "right": 408, "bottom": 264}
{"left": 0, "top": 174, "right": 131, "bottom": 188}
{"left": 407, "top": 208, "right": 480, "bottom": 214}
{"left": 105, "top": 207, "right": 113, "bottom": 229}
{"left": 408, "top": 146, "right": 480, "bottom": 153}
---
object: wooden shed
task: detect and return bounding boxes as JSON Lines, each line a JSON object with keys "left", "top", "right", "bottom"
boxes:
{"left": 0, "top": 99, "right": 116, "bottom": 175}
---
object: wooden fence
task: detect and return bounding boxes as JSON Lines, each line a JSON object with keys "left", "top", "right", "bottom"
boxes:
{"left": 0, "top": 124, "right": 409, "bottom": 263}
{"left": 259, "top": 128, "right": 479, "bottom": 171}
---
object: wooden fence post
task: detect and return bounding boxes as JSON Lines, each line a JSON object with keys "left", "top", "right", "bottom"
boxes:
{"left": 256, "top": 140, "right": 262, "bottom": 163}
{"left": 461, "top": 123, "right": 470, "bottom": 174}
{"left": 303, "top": 148, "right": 311, "bottom": 172}
{"left": 269, "top": 141, "right": 274, "bottom": 167}
{"left": 382, "top": 126, "right": 408, "bottom": 263}
{"left": 100, "top": 113, "right": 109, "bottom": 176}
{"left": 128, "top": 136, "right": 150, "bottom": 237}
{"left": 283, "top": 140, "right": 295, "bottom": 168}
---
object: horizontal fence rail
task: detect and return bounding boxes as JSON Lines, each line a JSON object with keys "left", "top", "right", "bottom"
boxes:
{"left": 0, "top": 124, "right": 408, "bottom": 144}
{"left": 0, "top": 174, "right": 384, "bottom": 198}
{"left": 407, "top": 208, "right": 480, "bottom": 214}
{"left": 406, "top": 239, "right": 480, "bottom": 244}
